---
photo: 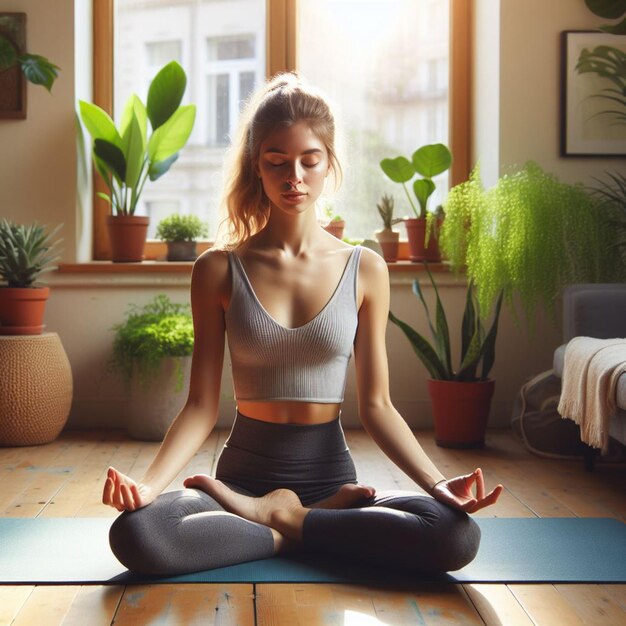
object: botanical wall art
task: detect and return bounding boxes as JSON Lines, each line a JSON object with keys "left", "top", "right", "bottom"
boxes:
{"left": 561, "top": 30, "right": 626, "bottom": 156}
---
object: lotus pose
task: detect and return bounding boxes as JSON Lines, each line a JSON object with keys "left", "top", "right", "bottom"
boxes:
{"left": 105, "top": 73, "right": 503, "bottom": 576}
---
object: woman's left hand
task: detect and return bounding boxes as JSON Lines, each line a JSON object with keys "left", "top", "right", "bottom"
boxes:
{"left": 430, "top": 468, "right": 503, "bottom": 513}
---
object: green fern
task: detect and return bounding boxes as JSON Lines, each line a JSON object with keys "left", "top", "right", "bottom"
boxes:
{"left": 441, "top": 162, "right": 621, "bottom": 329}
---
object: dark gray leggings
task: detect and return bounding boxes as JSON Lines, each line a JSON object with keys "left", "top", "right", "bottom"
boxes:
{"left": 109, "top": 412, "right": 481, "bottom": 576}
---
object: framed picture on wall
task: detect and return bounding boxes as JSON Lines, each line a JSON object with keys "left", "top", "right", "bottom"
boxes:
{"left": 560, "top": 30, "right": 626, "bottom": 157}
{"left": 0, "top": 13, "right": 27, "bottom": 119}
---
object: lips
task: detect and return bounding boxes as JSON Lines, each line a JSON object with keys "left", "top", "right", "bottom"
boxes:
{"left": 281, "top": 192, "right": 306, "bottom": 199}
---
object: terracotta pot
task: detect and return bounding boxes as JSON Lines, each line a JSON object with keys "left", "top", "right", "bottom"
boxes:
{"left": 427, "top": 378, "right": 495, "bottom": 448}
{"left": 0, "top": 286, "right": 50, "bottom": 335}
{"left": 404, "top": 217, "right": 441, "bottom": 262}
{"left": 106, "top": 215, "right": 149, "bottom": 263}
{"left": 166, "top": 240, "right": 198, "bottom": 262}
{"left": 323, "top": 220, "right": 345, "bottom": 239}
{"left": 374, "top": 228, "right": 400, "bottom": 262}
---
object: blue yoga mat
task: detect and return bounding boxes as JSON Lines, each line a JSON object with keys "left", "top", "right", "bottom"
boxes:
{"left": 1, "top": 517, "right": 625, "bottom": 584}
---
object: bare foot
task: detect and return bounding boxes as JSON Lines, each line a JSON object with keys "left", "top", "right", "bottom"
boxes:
{"left": 183, "top": 474, "right": 304, "bottom": 529}
{"left": 311, "top": 484, "right": 376, "bottom": 509}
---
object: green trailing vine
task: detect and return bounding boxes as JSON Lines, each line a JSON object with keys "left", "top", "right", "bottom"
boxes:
{"left": 441, "top": 162, "right": 620, "bottom": 328}
{"left": 111, "top": 294, "right": 194, "bottom": 391}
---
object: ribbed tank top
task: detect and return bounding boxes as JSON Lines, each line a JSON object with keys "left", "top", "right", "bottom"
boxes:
{"left": 225, "top": 246, "right": 362, "bottom": 403}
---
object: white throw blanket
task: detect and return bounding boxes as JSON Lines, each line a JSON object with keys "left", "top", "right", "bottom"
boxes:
{"left": 558, "top": 337, "right": 626, "bottom": 454}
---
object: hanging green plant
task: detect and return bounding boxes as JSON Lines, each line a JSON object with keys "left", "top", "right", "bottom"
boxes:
{"left": 111, "top": 294, "right": 194, "bottom": 391}
{"left": 440, "top": 162, "right": 620, "bottom": 328}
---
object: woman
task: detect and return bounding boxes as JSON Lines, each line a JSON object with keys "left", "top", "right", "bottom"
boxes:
{"left": 105, "top": 73, "right": 503, "bottom": 576}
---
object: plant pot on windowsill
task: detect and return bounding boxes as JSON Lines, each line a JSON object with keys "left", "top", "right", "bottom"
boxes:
{"left": 323, "top": 219, "right": 345, "bottom": 239}
{"left": 404, "top": 216, "right": 442, "bottom": 262}
{"left": 165, "top": 240, "right": 198, "bottom": 261}
{"left": 107, "top": 215, "right": 150, "bottom": 263}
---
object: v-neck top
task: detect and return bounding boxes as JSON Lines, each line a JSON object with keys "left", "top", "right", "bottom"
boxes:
{"left": 224, "top": 246, "right": 362, "bottom": 403}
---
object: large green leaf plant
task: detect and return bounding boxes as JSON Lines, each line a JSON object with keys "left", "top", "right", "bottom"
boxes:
{"left": 389, "top": 266, "right": 503, "bottom": 382}
{"left": 79, "top": 61, "right": 196, "bottom": 216}
{"left": 380, "top": 144, "right": 452, "bottom": 219}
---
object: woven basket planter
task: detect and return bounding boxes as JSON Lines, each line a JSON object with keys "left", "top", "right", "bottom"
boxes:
{"left": 0, "top": 333, "right": 73, "bottom": 446}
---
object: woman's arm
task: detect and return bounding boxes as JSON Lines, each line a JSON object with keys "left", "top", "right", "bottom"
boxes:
{"left": 103, "top": 249, "right": 230, "bottom": 511}
{"left": 353, "top": 249, "right": 502, "bottom": 513}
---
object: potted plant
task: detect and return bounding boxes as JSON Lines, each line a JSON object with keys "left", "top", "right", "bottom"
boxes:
{"left": 380, "top": 143, "right": 451, "bottom": 262}
{"left": 440, "top": 162, "right": 621, "bottom": 328}
{"left": 590, "top": 171, "right": 626, "bottom": 271}
{"left": 321, "top": 203, "right": 345, "bottom": 239}
{"left": 374, "top": 194, "right": 403, "bottom": 262}
{"left": 111, "top": 294, "right": 194, "bottom": 441}
{"left": 0, "top": 219, "right": 62, "bottom": 335}
{"left": 389, "top": 266, "right": 503, "bottom": 448}
{"left": 156, "top": 214, "right": 209, "bottom": 261}
{"left": 79, "top": 61, "right": 196, "bottom": 262}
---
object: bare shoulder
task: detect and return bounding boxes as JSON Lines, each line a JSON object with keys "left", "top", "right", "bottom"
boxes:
{"left": 358, "top": 247, "right": 389, "bottom": 292}
{"left": 191, "top": 247, "right": 231, "bottom": 297}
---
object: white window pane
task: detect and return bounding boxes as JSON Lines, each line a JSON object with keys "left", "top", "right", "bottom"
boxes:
{"left": 298, "top": 0, "right": 450, "bottom": 239}
{"left": 146, "top": 40, "right": 181, "bottom": 66}
{"left": 114, "top": 0, "right": 266, "bottom": 238}
{"left": 207, "top": 34, "right": 256, "bottom": 61}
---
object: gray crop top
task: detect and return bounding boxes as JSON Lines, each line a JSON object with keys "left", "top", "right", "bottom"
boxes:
{"left": 225, "top": 246, "right": 362, "bottom": 403}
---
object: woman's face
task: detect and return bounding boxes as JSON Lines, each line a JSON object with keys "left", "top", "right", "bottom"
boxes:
{"left": 256, "top": 121, "right": 330, "bottom": 216}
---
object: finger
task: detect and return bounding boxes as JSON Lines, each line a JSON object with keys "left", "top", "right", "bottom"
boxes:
{"left": 130, "top": 484, "right": 143, "bottom": 508}
{"left": 474, "top": 468, "right": 485, "bottom": 501}
{"left": 473, "top": 484, "right": 504, "bottom": 512}
{"left": 120, "top": 483, "right": 135, "bottom": 511}
{"left": 102, "top": 476, "right": 114, "bottom": 505}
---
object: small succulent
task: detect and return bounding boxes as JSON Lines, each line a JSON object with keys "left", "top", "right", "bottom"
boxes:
{"left": 0, "top": 219, "right": 62, "bottom": 288}
{"left": 376, "top": 194, "right": 403, "bottom": 230}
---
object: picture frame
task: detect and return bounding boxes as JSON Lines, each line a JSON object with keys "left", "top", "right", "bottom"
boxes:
{"left": 560, "top": 30, "right": 626, "bottom": 157}
{"left": 0, "top": 13, "right": 27, "bottom": 119}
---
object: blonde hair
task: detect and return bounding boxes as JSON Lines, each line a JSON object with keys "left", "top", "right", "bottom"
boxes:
{"left": 214, "top": 73, "right": 342, "bottom": 249}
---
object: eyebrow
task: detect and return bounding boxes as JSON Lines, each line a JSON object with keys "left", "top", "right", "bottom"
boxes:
{"left": 263, "top": 148, "right": 324, "bottom": 155}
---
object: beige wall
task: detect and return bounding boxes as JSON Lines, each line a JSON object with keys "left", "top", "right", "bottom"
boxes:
{"left": 2, "top": 0, "right": 605, "bottom": 432}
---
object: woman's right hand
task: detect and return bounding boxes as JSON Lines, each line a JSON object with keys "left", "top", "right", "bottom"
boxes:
{"left": 102, "top": 466, "right": 157, "bottom": 512}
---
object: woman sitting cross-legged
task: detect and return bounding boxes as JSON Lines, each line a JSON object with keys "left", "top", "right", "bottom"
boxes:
{"left": 104, "top": 73, "right": 503, "bottom": 576}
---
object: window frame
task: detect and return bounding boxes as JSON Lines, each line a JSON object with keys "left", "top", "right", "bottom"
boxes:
{"left": 91, "top": 0, "right": 471, "bottom": 260}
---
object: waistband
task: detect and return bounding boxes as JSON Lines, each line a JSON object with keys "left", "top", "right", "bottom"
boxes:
{"left": 223, "top": 410, "right": 348, "bottom": 461}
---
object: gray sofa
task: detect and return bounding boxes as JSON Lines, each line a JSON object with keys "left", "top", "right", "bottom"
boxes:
{"left": 553, "top": 284, "right": 626, "bottom": 468}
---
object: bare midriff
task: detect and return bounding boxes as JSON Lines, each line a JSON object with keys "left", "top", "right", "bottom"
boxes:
{"left": 236, "top": 400, "right": 342, "bottom": 425}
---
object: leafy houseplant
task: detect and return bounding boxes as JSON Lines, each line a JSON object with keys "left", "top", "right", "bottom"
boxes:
{"left": 79, "top": 61, "right": 196, "bottom": 262}
{"left": 440, "top": 162, "right": 620, "bottom": 329}
{"left": 0, "top": 220, "right": 62, "bottom": 335}
{"left": 590, "top": 171, "right": 626, "bottom": 270}
{"left": 380, "top": 143, "right": 451, "bottom": 262}
{"left": 111, "top": 294, "right": 194, "bottom": 441}
{"left": 389, "top": 266, "right": 503, "bottom": 448}
{"left": 583, "top": 0, "right": 626, "bottom": 34}
{"left": 156, "top": 214, "right": 209, "bottom": 261}
{"left": 374, "top": 194, "right": 403, "bottom": 262}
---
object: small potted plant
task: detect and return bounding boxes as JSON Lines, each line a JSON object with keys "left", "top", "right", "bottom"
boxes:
{"left": 79, "top": 61, "right": 196, "bottom": 262}
{"left": 374, "top": 194, "right": 403, "bottom": 262}
{"left": 380, "top": 143, "right": 451, "bottom": 262}
{"left": 111, "top": 294, "right": 194, "bottom": 441}
{"left": 156, "top": 214, "right": 209, "bottom": 261}
{"left": 388, "top": 266, "right": 503, "bottom": 448}
{"left": 321, "top": 203, "right": 345, "bottom": 239}
{"left": 0, "top": 219, "right": 62, "bottom": 335}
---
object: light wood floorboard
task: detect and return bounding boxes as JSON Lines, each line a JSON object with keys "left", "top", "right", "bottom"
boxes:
{"left": 0, "top": 428, "right": 624, "bottom": 625}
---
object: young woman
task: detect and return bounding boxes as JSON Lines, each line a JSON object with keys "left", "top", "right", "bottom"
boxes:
{"left": 104, "top": 73, "right": 503, "bottom": 576}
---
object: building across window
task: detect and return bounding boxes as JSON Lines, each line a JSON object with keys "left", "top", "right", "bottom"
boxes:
{"left": 100, "top": 0, "right": 459, "bottom": 249}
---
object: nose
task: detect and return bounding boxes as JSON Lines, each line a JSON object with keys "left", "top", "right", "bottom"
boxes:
{"left": 285, "top": 162, "right": 303, "bottom": 188}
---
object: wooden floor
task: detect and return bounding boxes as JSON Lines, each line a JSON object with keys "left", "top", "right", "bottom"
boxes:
{"left": 1, "top": 428, "right": 625, "bottom": 626}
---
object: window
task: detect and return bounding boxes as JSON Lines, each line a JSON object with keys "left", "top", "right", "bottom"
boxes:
{"left": 92, "top": 0, "right": 470, "bottom": 260}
